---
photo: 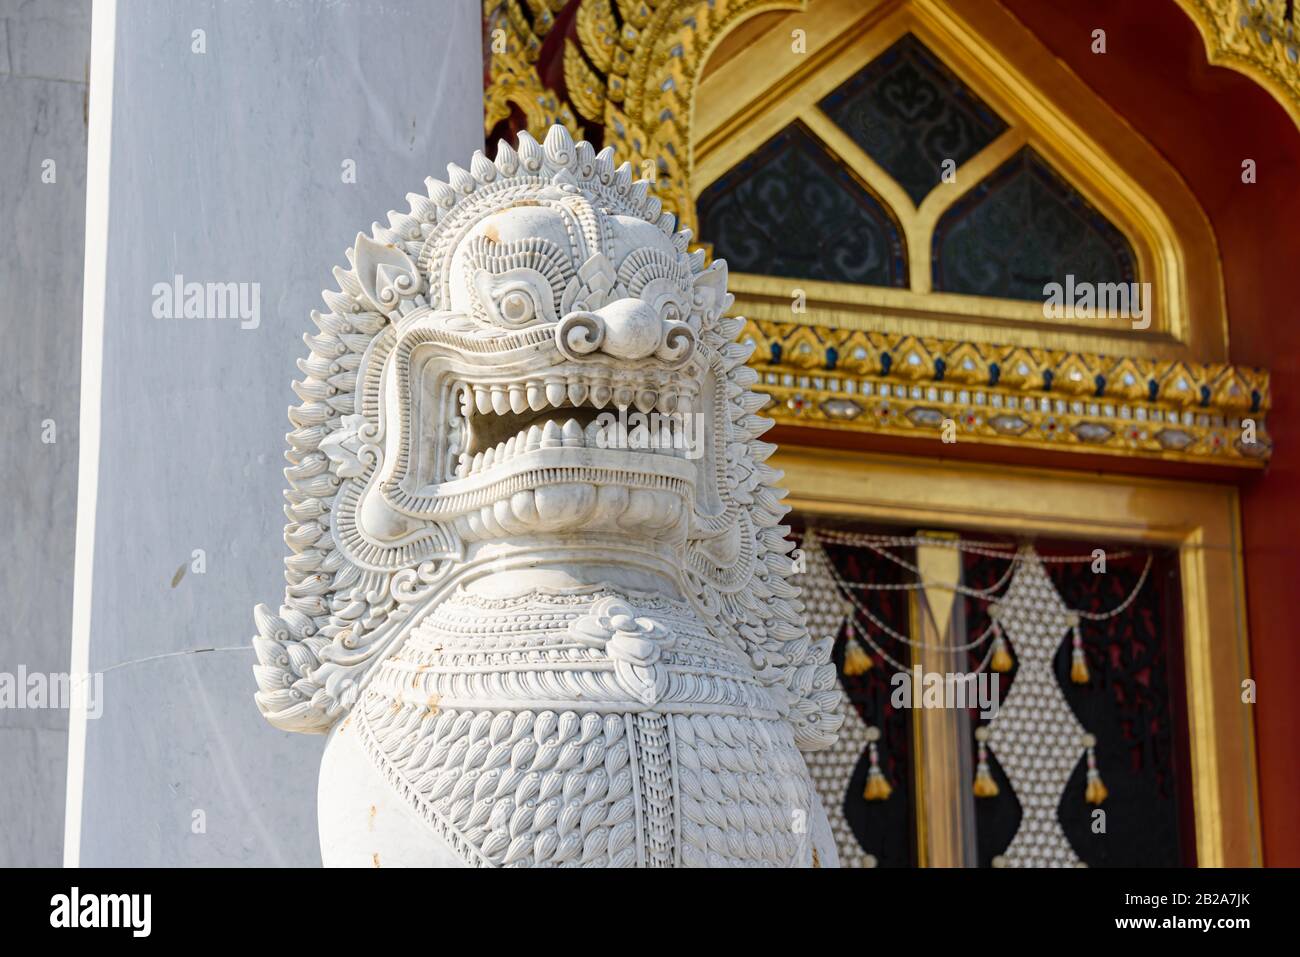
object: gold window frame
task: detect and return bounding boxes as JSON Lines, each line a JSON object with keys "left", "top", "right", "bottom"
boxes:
{"left": 778, "top": 443, "right": 1262, "bottom": 866}
{"left": 692, "top": 0, "right": 1229, "bottom": 361}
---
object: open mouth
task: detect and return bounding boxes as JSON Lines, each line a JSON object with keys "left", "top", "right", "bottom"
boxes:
{"left": 452, "top": 366, "right": 700, "bottom": 479}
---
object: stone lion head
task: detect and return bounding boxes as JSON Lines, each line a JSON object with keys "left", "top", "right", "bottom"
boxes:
{"left": 253, "top": 127, "right": 841, "bottom": 753}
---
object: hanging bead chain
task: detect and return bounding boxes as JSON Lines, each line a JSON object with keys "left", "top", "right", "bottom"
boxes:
{"left": 814, "top": 528, "right": 1010, "bottom": 675}
{"left": 822, "top": 549, "right": 1004, "bottom": 664}
{"left": 852, "top": 539, "right": 1017, "bottom": 598}
{"left": 1074, "top": 553, "right": 1153, "bottom": 620}
{"left": 814, "top": 527, "right": 1134, "bottom": 563}
{"left": 805, "top": 529, "right": 1153, "bottom": 683}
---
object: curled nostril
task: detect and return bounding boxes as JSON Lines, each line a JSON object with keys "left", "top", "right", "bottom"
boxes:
{"left": 656, "top": 322, "right": 696, "bottom": 367}
{"left": 555, "top": 311, "right": 605, "bottom": 360}
{"left": 557, "top": 298, "right": 696, "bottom": 363}
{"left": 594, "top": 298, "right": 662, "bottom": 360}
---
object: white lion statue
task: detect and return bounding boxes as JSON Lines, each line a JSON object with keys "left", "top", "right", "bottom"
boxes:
{"left": 252, "top": 127, "right": 843, "bottom": 867}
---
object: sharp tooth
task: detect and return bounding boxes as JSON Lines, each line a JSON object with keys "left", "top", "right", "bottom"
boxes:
{"left": 567, "top": 380, "right": 589, "bottom": 406}
{"left": 562, "top": 418, "right": 583, "bottom": 447}
{"left": 504, "top": 435, "right": 517, "bottom": 457}
{"left": 527, "top": 381, "right": 547, "bottom": 412}
{"left": 634, "top": 388, "right": 657, "bottom": 413}
{"left": 475, "top": 387, "right": 492, "bottom": 416}
{"left": 546, "top": 380, "right": 566, "bottom": 407}
{"left": 541, "top": 420, "right": 563, "bottom": 448}
{"left": 591, "top": 382, "right": 612, "bottom": 408}
{"left": 483, "top": 446, "right": 496, "bottom": 468}
{"left": 471, "top": 451, "right": 484, "bottom": 472}
{"left": 491, "top": 386, "right": 510, "bottom": 416}
{"left": 525, "top": 424, "right": 544, "bottom": 451}
{"left": 585, "top": 419, "right": 605, "bottom": 447}
{"left": 614, "top": 385, "right": 634, "bottom": 410}
{"left": 509, "top": 384, "right": 527, "bottom": 415}
{"left": 676, "top": 393, "right": 693, "bottom": 417}
{"left": 657, "top": 389, "right": 677, "bottom": 414}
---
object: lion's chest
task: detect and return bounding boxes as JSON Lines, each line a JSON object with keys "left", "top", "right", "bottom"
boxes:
{"left": 355, "top": 589, "right": 815, "bottom": 866}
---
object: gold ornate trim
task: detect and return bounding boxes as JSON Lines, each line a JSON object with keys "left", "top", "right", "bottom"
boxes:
{"left": 485, "top": 0, "right": 808, "bottom": 235}
{"left": 746, "top": 318, "right": 1272, "bottom": 466}
{"left": 484, "top": 1, "right": 582, "bottom": 138}
{"left": 777, "top": 445, "right": 1263, "bottom": 865}
{"left": 1177, "top": 0, "right": 1300, "bottom": 131}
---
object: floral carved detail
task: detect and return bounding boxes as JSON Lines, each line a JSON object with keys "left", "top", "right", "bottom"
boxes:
{"left": 571, "top": 596, "right": 676, "bottom": 705}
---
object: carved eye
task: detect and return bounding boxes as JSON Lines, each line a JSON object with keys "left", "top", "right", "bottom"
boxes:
{"left": 499, "top": 290, "right": 535, "bottom": 324}
{"left": 488, "top": 280, "right": 548, "bottom": 327}
{"left": 472, "top": 267, "right": 557, "bottom": 328}
{"left": 662, "top": 303, "right": 682, "bottom": 324}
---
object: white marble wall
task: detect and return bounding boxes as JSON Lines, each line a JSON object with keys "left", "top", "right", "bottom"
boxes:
{"left": 0, "top": 0, "right": 90, "bottom": 868}
{"left": 69, "top": 0, "right": 484, "bottom": 865}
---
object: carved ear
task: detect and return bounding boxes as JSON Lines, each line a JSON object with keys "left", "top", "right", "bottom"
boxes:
{"left": 349, "top": 233, "right": 423, "bottom": 314}
{"left": 691, "top": 260, "right": 733, "bottom": 332}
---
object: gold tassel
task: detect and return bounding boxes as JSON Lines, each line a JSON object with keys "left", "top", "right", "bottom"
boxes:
{"left": 991, "top": 635, "right": 1013, "bottom": 673}
{"left": 1086, "top": 774, "right": 1109, "bottom": 805}
{"left": 843, "top": 636, "right": 872, "bottom": 676}
{"left": 864, "top": 767, "right": 893, "bottom": 801}
{"left": 973, "top": 727, "right": 998, "bottom": 797}
{"left": 1070, "top": 623, "right": 1089, "bottom": 684}
{"left": 864, "top": 728, "right": 891, "bottom": 801}
{"left": 1084, "top": 735, "right": 1107, "bottom": 804}
{"left": 1071, "top": 647, "right": 1090, "bottom": 685}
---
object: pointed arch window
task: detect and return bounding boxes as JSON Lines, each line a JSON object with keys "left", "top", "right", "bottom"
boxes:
{"left": 932, "top": 148, "right": 1137, "bottom": 300}
{"left": 697, "top": 123, "right": 907, "bottom": 287}
{"left": 698, "top": 34, "right": 1136, "bottom": 305}
{"left": 819, "top": 34, "right": 1006, "bottom": 207}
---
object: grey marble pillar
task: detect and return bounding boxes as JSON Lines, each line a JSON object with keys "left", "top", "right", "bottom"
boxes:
{"left": 68, "top": 0, "right": 484, "bottom": 866}
{"left": 0, "top": 0, "right": 91, "bottom": 868}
